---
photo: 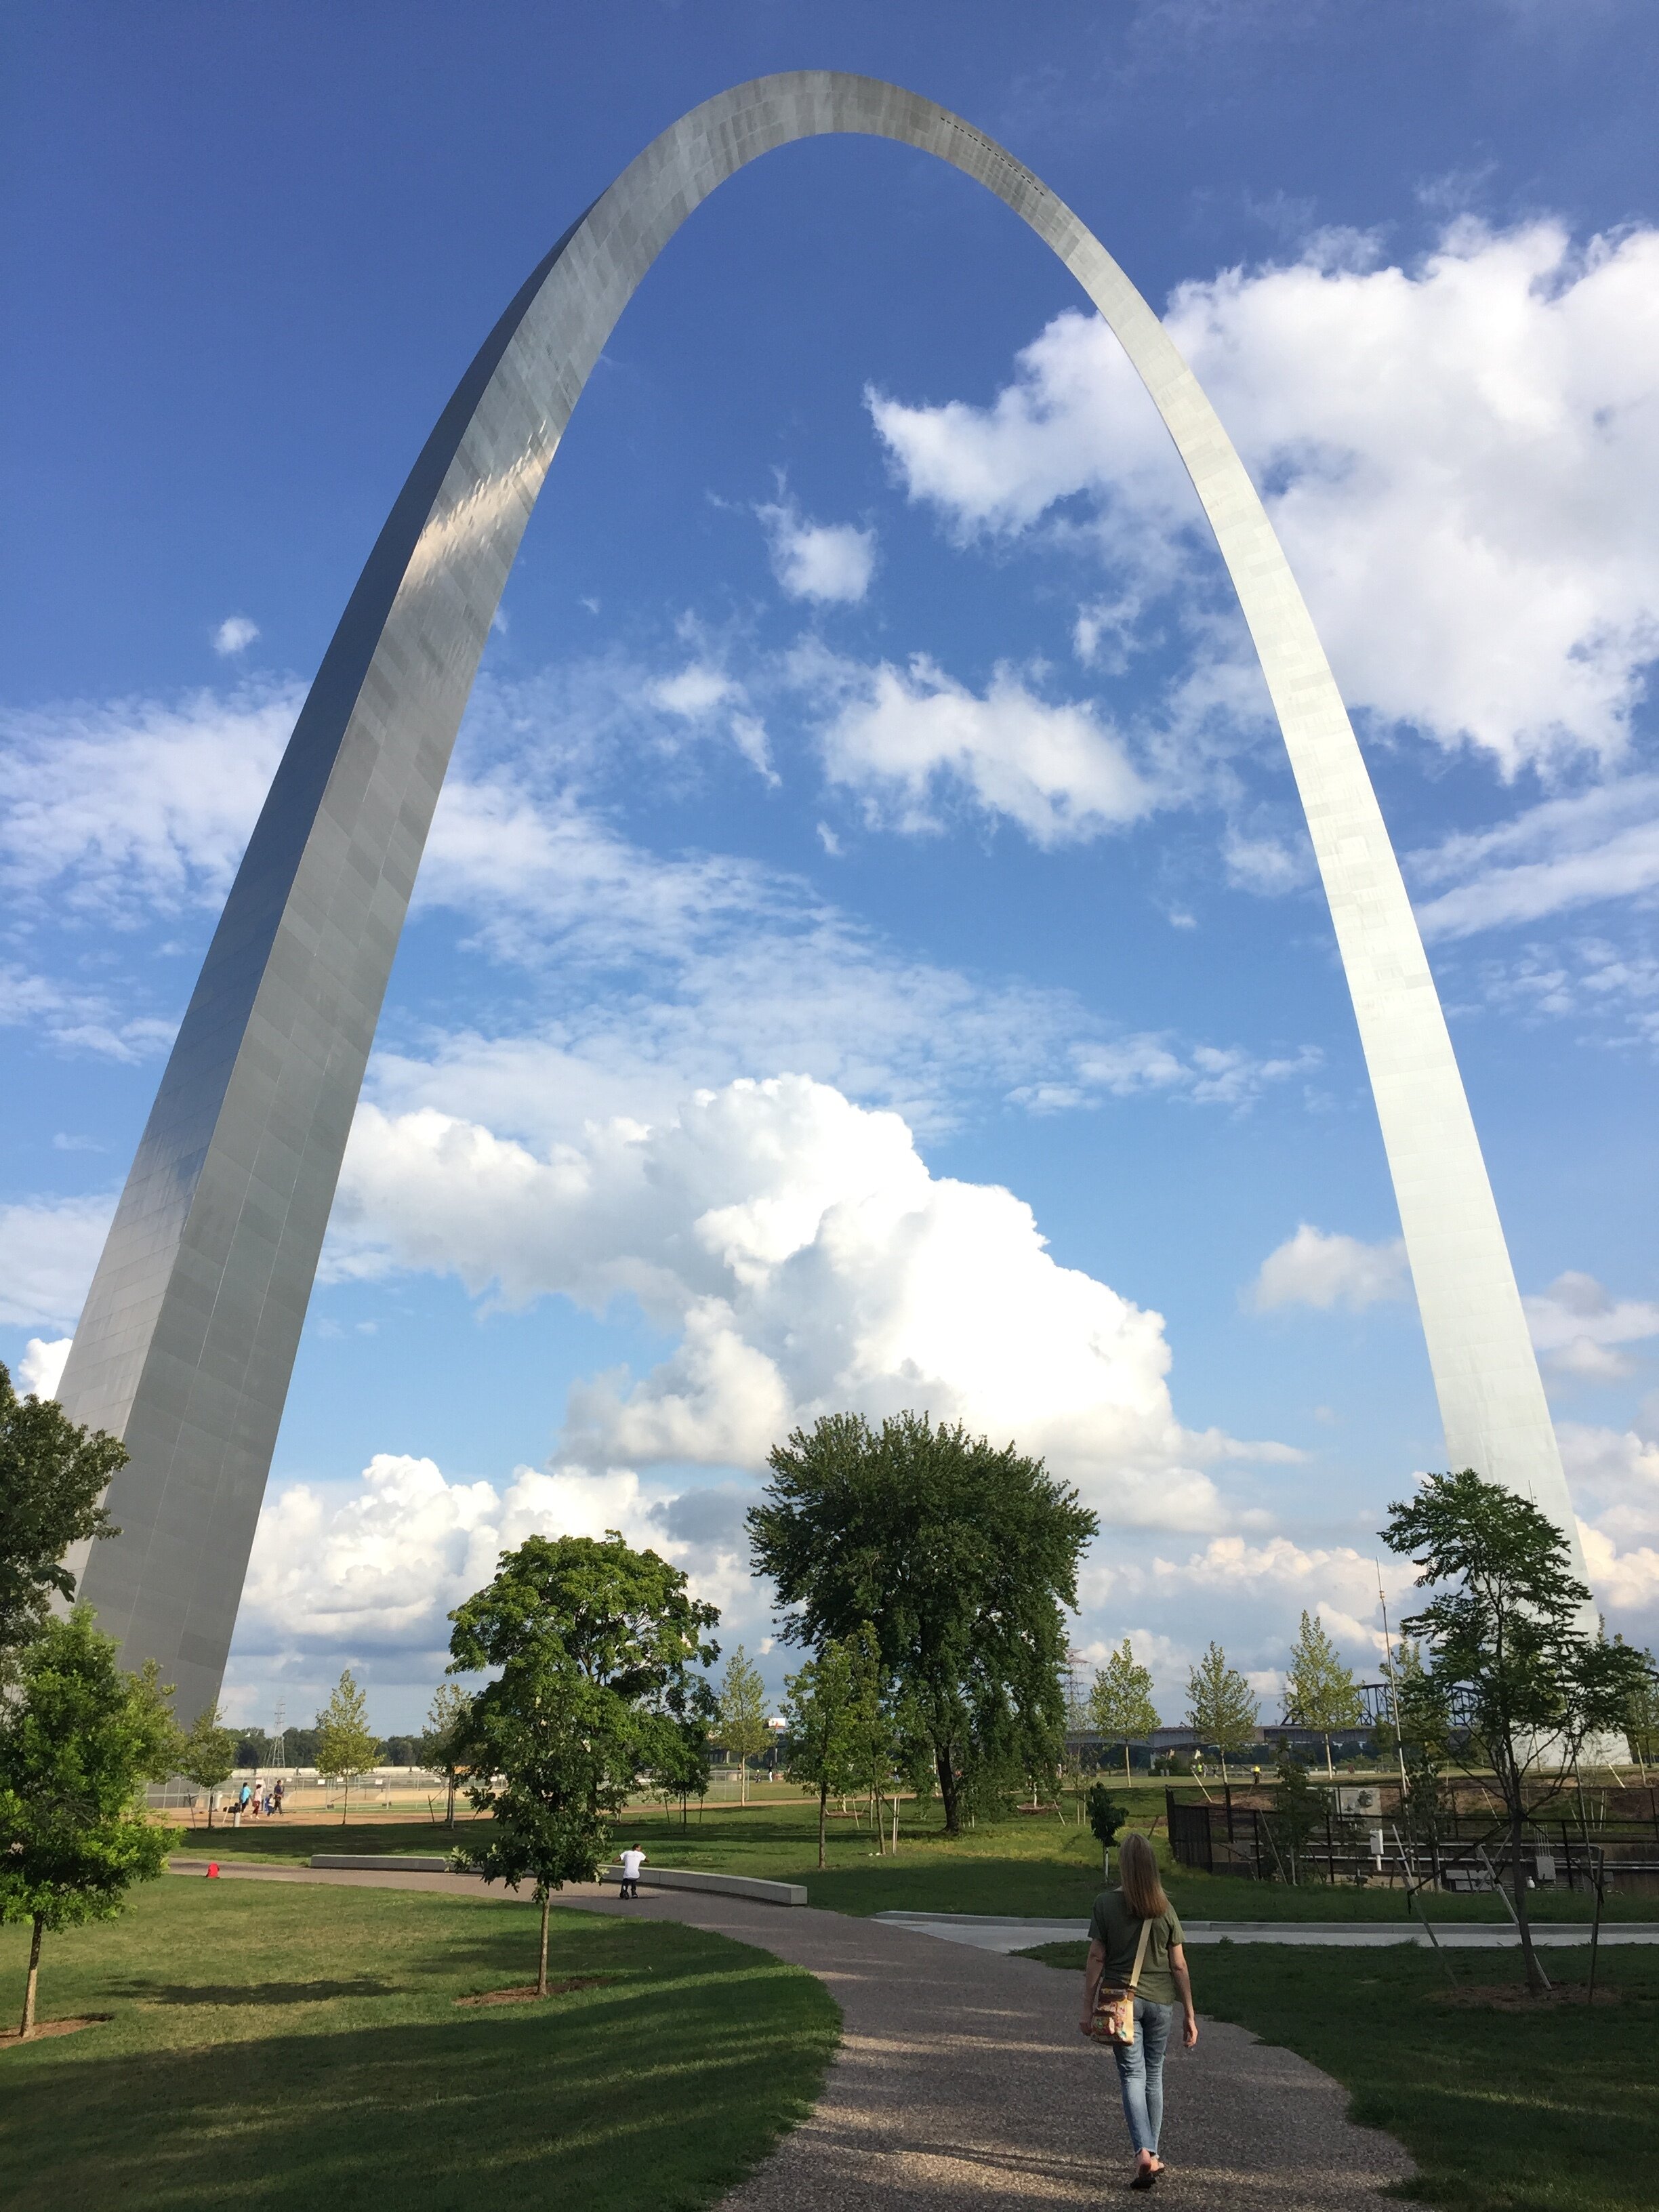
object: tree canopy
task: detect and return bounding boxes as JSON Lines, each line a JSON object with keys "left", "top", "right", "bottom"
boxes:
{"left": 1185, "top": 1641, "right": 1259, "bottom": 1779}
{"left": 747, "top": 1411, "right": 1098, "bottom": 1835}
{"left": 0, "top": 1608, "right": 176, "bottom": 2036}
{"left": 1282, "top": 1610, "right": 1364, "bottom": 1775}
{"left": 176, "top": 1702, "right": 237, "bottom": 1824}
{"left": 314, "top": 1669, "right": 380, "bottom": 1822}
{"left": 717, "top": 1644, "right": 770, "bottom": 1804}
{"left": 447, "top": 1532, "right": 719, "bottom": 1992}
{"left": 0, "top": 1360, "right": 124, "bottom": 1672}
{"left": 1088, "top": 1637, "right": 1161, "bottom": 1786}
{"left": 784, "top": 1626, "right": 884, "bottom": 1867}
{"left": 1383, "top": 1467, "right": 1654, "bottom": 1990}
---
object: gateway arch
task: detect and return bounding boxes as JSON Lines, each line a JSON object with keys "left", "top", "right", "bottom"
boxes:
{"left": 56, "top": 72, "right": 1580, "bottom": 1721}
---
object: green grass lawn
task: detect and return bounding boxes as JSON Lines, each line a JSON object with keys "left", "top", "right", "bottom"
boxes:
{"left": 167, "top": 1796, "right": 1659, "bottom": 1923}
{"left": 0, "top": 1874, "right": 838, "bottom": 2212}
{"left": 1019, "top": 1936, "right": 1657, "bottom": 2211}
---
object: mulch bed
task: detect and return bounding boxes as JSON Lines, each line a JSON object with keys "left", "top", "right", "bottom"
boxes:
{"left": 455, "top": 1978, "right": 614, "bottom": 2006}
{"left": 1437, "top": 1982, "right": 1622, "bottom": 2010}
{"left": 0, "top": 2015, "right": 112, "bottom": 2045}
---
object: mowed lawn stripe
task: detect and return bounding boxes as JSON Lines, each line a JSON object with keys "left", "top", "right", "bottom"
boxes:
{"left": 0, "top": 1876, "right": 838, "bottom": 2212}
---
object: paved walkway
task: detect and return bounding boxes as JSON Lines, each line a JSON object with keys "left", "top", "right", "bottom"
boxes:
{"left": 170, "top": 1862, "right": 1412, "bottom": 2207}
{"left": 875, "top": 1908, "right": 1659, "bottom": 1953}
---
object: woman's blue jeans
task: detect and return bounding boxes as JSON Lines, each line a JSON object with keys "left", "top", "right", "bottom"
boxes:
{"left": 1111, "top": 1998, "right": 1175, "bottom": 2156}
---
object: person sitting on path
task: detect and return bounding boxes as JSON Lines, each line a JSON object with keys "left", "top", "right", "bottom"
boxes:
{"left": 618, "top": 1845, "right": 646, "bottom": 1900}
{"left": 1080, "top": 1828, "right": 1198, "bottom": 2191}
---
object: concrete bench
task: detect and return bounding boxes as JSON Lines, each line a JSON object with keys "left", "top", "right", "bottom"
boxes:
{"left": 602, "top": 1864, "right": 806, "bottom": 1906}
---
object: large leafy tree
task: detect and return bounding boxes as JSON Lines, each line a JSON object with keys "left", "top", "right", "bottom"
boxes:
{"left": 0, "top": 1610, "right": 177, "bottom": 2036}
{"left": 0, "top": 1360, "right": 125, "bottom": 1673}
{"left": 1185, "top": 1641, "right": 1259, "bottom": 1782}
{"left": 447, "top": 1532, "right": 719, "bottom": 1994}
{"left": 717, "top": 1644, "right": 770, "bottom": 1805}
{"left": 1383, "top": 1467, "right": 1654, "bottom": 1992}
{"left": 1088, "top": 1638, "right": 1162, "bottom": 1788}
{"left": 747, "top": 1412, "right": 1098, "bottom": 1836}
{"left": 1282, "top": 1610, "right": 1364, "bottom": 1776}
{"left": 314, "top": 1669, "right": 380, "bottom": 1824}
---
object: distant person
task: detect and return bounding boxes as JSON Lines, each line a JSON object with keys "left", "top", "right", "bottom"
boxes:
{"left": 618, "top": 1845, "right": 646, "bottom": 1900}
{"left": 272, "top": 1778, "right": 285, "bottom": 1815}
{"left": 251, "top": 1781, "right": 264, "bottom": 1818}
{"left": 238, "top": 1781, "right": 252, "bottom": 1820}
{"left": 1081, "top": 1829, "right": 1198, "bottom": 2190}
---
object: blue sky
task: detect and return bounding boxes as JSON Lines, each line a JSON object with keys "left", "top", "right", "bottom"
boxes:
{"left": 5, "top": 1, "right": 1659, "bottom": 1732}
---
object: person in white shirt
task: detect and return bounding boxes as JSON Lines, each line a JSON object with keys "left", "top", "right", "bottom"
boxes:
{"left": 618, "top": 1846, "right": 646, "bottom": 1900}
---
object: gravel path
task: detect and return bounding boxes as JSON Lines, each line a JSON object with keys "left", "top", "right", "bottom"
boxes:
{"left": 168, "top": 1862, "right": 1412, "bottom": 2206}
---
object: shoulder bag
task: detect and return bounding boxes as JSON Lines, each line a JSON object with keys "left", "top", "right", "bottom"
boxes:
{"left": 1088, "top": 1915, "right": 1153, "bottom": 2048}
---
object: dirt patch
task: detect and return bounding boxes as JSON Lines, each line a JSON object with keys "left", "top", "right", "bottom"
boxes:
{"left": 1437, "top": 1982, "right": 1622, "bottom": 2011}
{"left": 0, "top": 2015, "right": 113, "bottom": 2045}
{"left": 455, "top": 1977, "right": 614, "bottom": 2007}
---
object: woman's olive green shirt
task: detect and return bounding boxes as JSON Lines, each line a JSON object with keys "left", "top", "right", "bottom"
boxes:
{"left": 1088, "top": 1889, "right": 1185, "bottom": 2007}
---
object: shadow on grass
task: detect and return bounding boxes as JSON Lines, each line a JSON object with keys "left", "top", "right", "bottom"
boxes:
{"left": 99, "top": 1978, "right": 399, "bottom": 2007}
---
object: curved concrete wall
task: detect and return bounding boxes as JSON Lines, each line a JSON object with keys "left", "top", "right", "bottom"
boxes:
{"left": 56, "top": 72, "right": 1578, "bottom": 1720}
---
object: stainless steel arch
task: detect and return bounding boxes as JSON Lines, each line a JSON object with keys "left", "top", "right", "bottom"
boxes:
{"left": 58, "top": 70, "right": 1580, "bottom": 1719}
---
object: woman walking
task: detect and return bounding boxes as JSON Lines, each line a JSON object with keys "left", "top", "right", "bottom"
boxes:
{"left": 1080, "top": 1829, "right": 1198, "bottom": 2190}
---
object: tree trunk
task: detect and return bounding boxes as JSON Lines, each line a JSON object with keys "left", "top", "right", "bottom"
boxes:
{"left": 205, "top": 1796, "right": 215, "bottom": 1830}
{"left": 936, "top": 1744, "right": 961, "bottom": 1837}
{"left": 1326, "top": 1734, "right": 1334, "bottom": 1779}
{"left": 537, "top": 1890, "right": 551, "bottom": 1998}
{"left": 818, "top": 1780, "right": 827, "bottom": 1870}
{"left": 341, "top": 1774, "right": 349, "bottom": 1826}
{"left": 739, "top": 1758, "right": 747, "bottom": 1806}
{"left": 1124, "top": 1743, "right": 1132, "bottom": 1788}
{"left": 20, "top": 1917, "right": 43, "bottom": 2039}
{"left": 447, "top": 1771, "right": 457, "bottom": 1826}
{"left": 1511, "top": 1808, "right": 1548, "bottom": 1994}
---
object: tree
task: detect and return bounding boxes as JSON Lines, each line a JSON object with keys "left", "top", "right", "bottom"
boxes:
{"left": 421, "top": 1681, "right": 475, "bottom": 1825}
{"left": 0, "top": 1610, "right": 176, "bottom": 2036}
{"left": 1282, "top": 1610, "right": 1364, "bottom": 1777}
{"left": 1265, "top": 1754, "right": 1324, "bottom": 1885}
{"left": 1383, "top": 1467, "right": 1653, "bottom": 1993}
{"left": 784, "top": 1634, "right": 868, "bottom": 1868}
{"left": 0, "top": 1359, "right": 125, "bottom": 1674}
{"left": 1185, "top": 1642, "right": 1259, "bottom": 1782}
{"left": 314, "top": 1669, "right": 380, "bottom": 1824}
{"left": 447, "top": 1532, "right": 718, "bottom": 1995}
{"left": 1088, "top": 1639, "right": 1162, "bottom": 1788}
{"left": 1085, "top": 1783, "right": 1127, "bottom": 1881}
{"left": 176, "top": 1702, "right": 237, "bottom": 1828}
{"left": 748, "top": 1411, "right": 1098, "bottom": 1837}
{"left": 718, "top": 1645, "right": 770, "bottom": 1806}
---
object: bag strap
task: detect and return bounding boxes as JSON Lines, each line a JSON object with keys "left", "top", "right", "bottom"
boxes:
{"left": 1126, "top": 1916, "right": 1153, "bottom": 1991}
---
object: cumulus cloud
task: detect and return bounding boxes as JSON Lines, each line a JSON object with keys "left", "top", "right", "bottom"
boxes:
{"left": 0, "top": 1193, "right": 115, "bottom": 1330}
{"left": 757, "top": 499, "right": 876, "bottom": 604}
{"left": 1525, "top": 1273, "right": 1659, "bottom": 1381}
{"left": 211, "top": 615, "right": 260, "bottom": 656}
{"left": 18, "top": 1336, "right": 71, "bottom": 1399}
{"left": 804, "top": 649, "right": 1154, "bottom": 847}
{"left": 1557, "top": 1422, "right": 1659, "bottom": 1624}
{"left": 1246, "top": 1224, "right": 1410, "bottom": 1313}
{"left": 233, "top": 1450, "right": 765, "bottom": 1679}
{"left": 325, "top": 1073, "right": 1264, "bottom": 1531}
{"left": 874, "top": 220, "right": 1659, "bottom": 775}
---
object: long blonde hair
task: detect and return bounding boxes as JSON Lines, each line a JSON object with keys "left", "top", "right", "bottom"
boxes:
{"left": 1118, "top": 1829, "right": 1170, "bottom": 1920}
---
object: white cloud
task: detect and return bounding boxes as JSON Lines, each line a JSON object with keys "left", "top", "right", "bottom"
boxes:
{"left": 1015, "top": 1034, "right": 1321, "bottom": 1114}
{"left": 757, "top": 499, "right": 876, "bottom": 604}
{"left": 232, "top": 1450, "right": 766, "bottom": 1679}
{"left": 0, "top": 1193, "right": 115, "bottom": 1330}
{"left": 0, "top": 684, "right": 296, "bottom": 921}
{"left": 18, "top": 1336, "right": 71, "bottom": 1399}
{"left": 874, "top": 220, "right": 1659, "bottom": 775}
{"left": 648, "top": 659, "right": 775, "bottom": 781}
{"left": 1410, "top": 777, "right": 1659, "bottom": 941}
{"left": 1525, "top": 1273, "right": 1659, "bottom": 1381}
{"left": 1246, "top": 1224, "right": 1410, "bottom": 1313}
{"left": 806, "top": 649, "right": 1154, "bottom": 847}
{"left": 325, "top": 1073, "right": 1265, "bottom": 1531}
{"left": 211, "top": 616, "right": 260, "bottom": 656}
